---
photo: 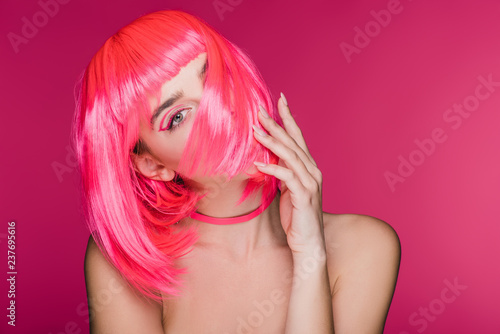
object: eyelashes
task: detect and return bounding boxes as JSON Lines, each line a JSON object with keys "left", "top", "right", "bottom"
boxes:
{"left": 159, "top": 107, "right": 190, "bottom": 132}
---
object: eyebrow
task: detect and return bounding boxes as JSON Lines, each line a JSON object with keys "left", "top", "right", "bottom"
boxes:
{"left": 150, "top": 60, "right": 208, "bottom": 126}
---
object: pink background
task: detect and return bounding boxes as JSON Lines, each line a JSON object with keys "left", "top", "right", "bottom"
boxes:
{"left": 1, "top": 0, "right": 499, "bottom": 333}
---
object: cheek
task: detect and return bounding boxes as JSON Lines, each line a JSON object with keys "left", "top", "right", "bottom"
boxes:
{"left": 151, "top": 124, "right": 192, "bottom": 170}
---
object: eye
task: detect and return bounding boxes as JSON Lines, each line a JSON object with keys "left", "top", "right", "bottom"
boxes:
{"left": 159, "top": 108, "right": 190, "bottom": 132}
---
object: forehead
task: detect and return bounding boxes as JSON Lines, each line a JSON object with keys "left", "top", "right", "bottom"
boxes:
{"left": 146, "top": 52, "right": 207, "bottom": 123}
{"left": 161, "top": 52, "right": 207, "bottom": 91}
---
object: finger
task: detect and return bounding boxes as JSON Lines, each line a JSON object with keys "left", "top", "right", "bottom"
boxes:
{"left": 253, "top": 161, "right": 313, "bottom": 206}
{"left": 253, "top": 124, "right": 318, "bottom": 191}
{"left": 258, "top": 105, "right": 316, "bottom": 172}
{"left": 278, "top": 94, "right": 318, "bottom": 168}
{"left": 257, "top": 104, "right": 322, "bottom": 185}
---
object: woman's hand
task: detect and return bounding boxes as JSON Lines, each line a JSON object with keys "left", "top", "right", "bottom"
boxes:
{"left": 253, "top": 93, "right": 325, "bottom": 256}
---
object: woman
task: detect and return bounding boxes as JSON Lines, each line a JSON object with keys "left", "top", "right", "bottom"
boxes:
{"left": 76, "top": 9, "right": 400, "bottom": 333}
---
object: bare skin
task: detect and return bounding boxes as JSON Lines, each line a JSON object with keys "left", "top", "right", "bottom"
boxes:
{"left": 84, "top": 52, "right": 401, "bottom": 333}
{"left": 160, "top": 209, "right": 400, "bottom": 334}
{"left": 85, "top": 211, "right": 399, "bottom": 333}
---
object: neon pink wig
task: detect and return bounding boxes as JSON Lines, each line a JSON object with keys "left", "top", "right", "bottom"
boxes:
{"left": 72, "top": 9, "right": 282, "bottom": 302}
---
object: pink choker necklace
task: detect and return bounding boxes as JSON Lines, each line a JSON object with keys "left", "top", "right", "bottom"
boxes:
{"left": 189, "top": 194, "right": 276, "bottom": 225}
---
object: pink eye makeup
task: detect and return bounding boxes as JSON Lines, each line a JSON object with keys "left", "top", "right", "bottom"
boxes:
{"left": 159, "top": 107, "right": 191, "bottom": 132}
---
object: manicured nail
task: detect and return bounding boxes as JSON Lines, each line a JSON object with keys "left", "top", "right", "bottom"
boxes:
{"left": 280, "top": 92, "right": 288, "bottom": 106}
{"left": 253, "top": 161, "right": 267, "bottom": 167}
{"left": 252, "top": 124, "right": 268, "bottom": 137}
{"left": 259, "top": 104, "right": 270, "bottom": 118}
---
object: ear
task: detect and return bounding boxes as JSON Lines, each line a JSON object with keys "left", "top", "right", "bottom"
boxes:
{"left": 131, "top": 153, "right": 175, "bottom": 182}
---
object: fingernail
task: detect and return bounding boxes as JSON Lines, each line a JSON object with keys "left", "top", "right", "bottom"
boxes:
{"left": 252, "top": 124, "right": 268, "bottom": 137}
{"left": 259, "top": 104, "right": 270, "bottom": 118}
{"left": 280, "top": 92, "right": 288, "bottom": 106}
{"left": 253, "top": 161, "right": 266, "bottom": 167}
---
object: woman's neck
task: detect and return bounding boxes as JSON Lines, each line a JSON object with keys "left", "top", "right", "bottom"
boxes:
{"left": 177, "top": 179, "right": 287, "bottom": 259}
{"left": 189, "top": 193, "right": 276, "bottom": 225}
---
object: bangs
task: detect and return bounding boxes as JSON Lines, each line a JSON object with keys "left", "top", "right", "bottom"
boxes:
{"left": 175, "top": 27, "right": 282, "bottom": 205}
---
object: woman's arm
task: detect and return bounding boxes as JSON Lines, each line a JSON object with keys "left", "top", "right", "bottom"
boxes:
{"left": 327, "top": 214, "right": 401, "bottom": 333}
{"left": 286, "top": 238, "right": 334, "bottom": 333}
{"left": 252, "top": 94, "right": 334, "bottom": 333}
{"left": 252, "top": 94, "right": 400, "bottom": 333}
{"left": 84, "top": 236, "right": 165, "bottom": 334}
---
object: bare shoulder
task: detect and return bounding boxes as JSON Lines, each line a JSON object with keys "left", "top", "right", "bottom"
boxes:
{"left": 321, "top": 213, "right": 401, "bottom": 333}
{"left": 321, "top": 212, "right": 401, "bottom": 281}
{"left": 84, "top": 235, "right": 164, "bottom": 334}
{"left": 85, "top": 235, "right": 116, "bottom": 278}
{"left": 322, "top": 212, "right": 401, "bottom": 257}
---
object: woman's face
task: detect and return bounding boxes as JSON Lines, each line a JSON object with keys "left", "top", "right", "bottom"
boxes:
{"left": 139, "top": 52, "right": 207, "bottom": 174}
{"left": 136, "top": 52, "right": 255, "bottom": 186}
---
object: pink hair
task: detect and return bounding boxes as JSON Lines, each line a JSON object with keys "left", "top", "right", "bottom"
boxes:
{"left": 72, "top": 9, "right": 281, "bottom": 302}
